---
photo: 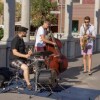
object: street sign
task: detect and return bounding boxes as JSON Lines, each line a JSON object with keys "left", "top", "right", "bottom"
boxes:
{"left": 50, "top": 11, "right": 60, "bottom": 14}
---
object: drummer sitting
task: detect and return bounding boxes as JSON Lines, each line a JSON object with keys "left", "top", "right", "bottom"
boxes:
{"left": 10, "top": 25, "right": 33, "bottom": 90}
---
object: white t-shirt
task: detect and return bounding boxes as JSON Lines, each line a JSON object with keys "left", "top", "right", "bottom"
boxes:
{"left": 35, "top": 26, "right": 46, "bottom": 47}
{"left": 80, "top": 24, "right": 96, "bottom": 44}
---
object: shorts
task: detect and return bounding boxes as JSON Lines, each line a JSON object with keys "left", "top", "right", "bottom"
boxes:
{"left": 10, "top": 60, "right": 25, "bottom": 68}
{"left": 81, "top": 43, "right": 93, "bottom": 55}
{"left": 34, "top": 46, "right": 45, "bottom": 52}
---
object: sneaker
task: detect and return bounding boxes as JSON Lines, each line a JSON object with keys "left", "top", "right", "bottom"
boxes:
{"left": 27, "top": 84, "right": 33, "bottom": 90}
{"left": 88, "top": 72, "right": 92, "bottom": 75}
{"left": 83, "top": 71, "right": 87, "bottom": 73}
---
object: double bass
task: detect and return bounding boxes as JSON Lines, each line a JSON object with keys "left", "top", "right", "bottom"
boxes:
{"left": 45, "top": 32, "right": 68, "bottom": 74}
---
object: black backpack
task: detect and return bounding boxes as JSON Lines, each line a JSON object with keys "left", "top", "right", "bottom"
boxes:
{"left": 0, "top": 74, "right": 5, "bottom": 87}
{"left": 0, "top": 67, "right": 13, "bottom": 87}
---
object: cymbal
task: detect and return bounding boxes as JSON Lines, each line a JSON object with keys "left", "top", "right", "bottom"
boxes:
{"left": 33, "top": 51, "right": 53, "bottom": 56}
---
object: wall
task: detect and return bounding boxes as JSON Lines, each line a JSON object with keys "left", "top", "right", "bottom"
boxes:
{"left": 73, "top": 4, "right": 95, "bottom": 32}
{"left": 83, "top": 0, "right": 95, "bottom": 4}
{"left": 58, "top": 1, "right": 95, "bottom": 33}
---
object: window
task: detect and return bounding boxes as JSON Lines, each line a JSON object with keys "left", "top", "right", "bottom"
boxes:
{"left": 73, "top": 0, "right": 80, "bottom": 3}
{"left": 72, "top": 20, "right": 79, "bottom": 33}
{"left": 73, "top": 0, "right": 82, "bottom": 4}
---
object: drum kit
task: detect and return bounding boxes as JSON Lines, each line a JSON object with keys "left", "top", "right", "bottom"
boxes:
{"left": 27, "top": 51, "right": 58, "bottom": 92}
{"left": 27, "top": 51, "right": 66, "bottom": 97}
{"left": 0, "top": 51, "right": 65, "bottom": 96}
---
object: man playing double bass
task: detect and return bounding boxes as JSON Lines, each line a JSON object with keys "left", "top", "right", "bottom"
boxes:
{"left": 34, "top": 20, "right": 68, "bottom": 75}
{"left": 34, "top": 20, "right": 56, "bottom": 52}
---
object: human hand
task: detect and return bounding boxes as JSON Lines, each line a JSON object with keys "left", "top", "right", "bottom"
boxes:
{"left": 88, "top": 34, "right": 92, "bottom": 38}
{"left": 83, "top": 34, "right": 88, "bottom": 38}
{"left": 28, "top": 49, "right": 33, "bottom": 55}
{"left": 52, "top": 42, "right": 56, "bottom": 45}
{"left": 25, "top": 54, "right": 31, "bottom": 59}
{"left": 80, "top": 42, "right": 83, "bottom": 46}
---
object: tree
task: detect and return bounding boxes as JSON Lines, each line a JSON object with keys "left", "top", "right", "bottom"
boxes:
{"left": 30, "top": 0, "right": 58, "bottom": 27}
{"left": 0, "top": 28, "right": 3, "bottom": 40}
{"left": 15, "top": 2, "right": 21, "bottom": 22}
{"left": 0, "top": 2, "right": 3, "bottom": 40}
{"left": 0, "top": 0, "right": 58, "bottom": 28}
{"left": 0, "top": 2, "right": 3, "bottom": 15}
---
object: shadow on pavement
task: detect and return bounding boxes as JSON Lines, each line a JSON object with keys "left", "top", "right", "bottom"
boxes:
{"left": 68, "top": 58, "right": 79, "bottom": 62}
{"left": 92, "top": 65, "right": 100, "bottom": 74}
{"left": 60, "top": 66, "right": 83, "bottom": 79}
{"left": 0, "top": 84, "right": 100, "bottom": 100}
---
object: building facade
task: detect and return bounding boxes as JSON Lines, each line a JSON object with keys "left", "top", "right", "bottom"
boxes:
{"left": 57, "top": 0, "right": 95, "bottom": 34}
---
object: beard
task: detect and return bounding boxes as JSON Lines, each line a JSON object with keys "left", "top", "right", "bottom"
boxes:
{"left": 22, "top": 34, "right": 27, "bottom": 37}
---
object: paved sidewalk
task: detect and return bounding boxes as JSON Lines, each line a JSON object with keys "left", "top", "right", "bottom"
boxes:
{"left": 0, "top": 53, "right": 100, "bottom": 100}
{"left": 59, "top": 53, "right": 100, "bottom": 100}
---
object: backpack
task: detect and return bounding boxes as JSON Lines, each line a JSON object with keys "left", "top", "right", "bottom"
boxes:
{"left": 0, "top": 74, "right": 5, "bottom": 87}
{"left": 0, "top": 67, "right": 13, "bottom": 87}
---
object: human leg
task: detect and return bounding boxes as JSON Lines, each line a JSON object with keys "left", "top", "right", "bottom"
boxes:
{"left": 21, "top": 64, "right": 33, "bottom": 90}
{"left": 21, "top": 64, "right": 30, "bottom": 85}
{"left": 10, "top": 60, "right": 32, "bottom": 89}
{"left": 87, "top": 54, "right": 92, "bottom": 74}
{"left": 86, "top": 44, "right": 93, "bottom": 75}
{"left": 83, "top": 54, "right": 87, "bottom": 72}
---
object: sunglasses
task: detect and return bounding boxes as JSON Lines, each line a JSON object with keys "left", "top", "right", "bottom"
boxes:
{"left": 84, "top": 21, "right": 90, "bottom": 23}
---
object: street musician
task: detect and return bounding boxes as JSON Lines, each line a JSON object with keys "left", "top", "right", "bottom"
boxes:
{"left": 80, "top": 16, "right": 96, "bottom": 75}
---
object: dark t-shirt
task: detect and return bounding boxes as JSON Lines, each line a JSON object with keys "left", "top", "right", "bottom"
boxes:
{"left": 10, "top": 35, "right": 26, "bottom": 62}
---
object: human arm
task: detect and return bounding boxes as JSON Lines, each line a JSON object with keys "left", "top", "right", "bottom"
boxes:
{"left": 11, "top": 38, "right": 32, "bottom": 59}
{"left": 12, "top": 49, "right": 31, "bottom": 59}
{"left": 79, "top": 26, "right": 84, "bottom": 46}
{"left": 38, "top": 27, "right": 56, "bottom": 45}
{"left": 40, "top": 34, "right": 56, "bottom": 45}
{"left": 88, "top": 26, "right": 96, "bottom": 39}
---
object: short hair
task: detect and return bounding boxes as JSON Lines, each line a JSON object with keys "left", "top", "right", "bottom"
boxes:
{"left": 43, "top": 19, "right": 50, "bottom": 24}
{"left": 44, "top": 20, "right": 49, "bottom": 23}
{"left": 84, "top": 16, "right": 90, "bottom": 21}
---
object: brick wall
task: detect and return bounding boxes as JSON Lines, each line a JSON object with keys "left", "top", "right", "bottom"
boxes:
{"left": 83, "top": 0, "right": 95, "bottom": 4}
{"left": 58, "top": 3, "right": 95, "bottom": 33}
{"left": 73, "top": 4, "right": 95, "bottom": 31}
